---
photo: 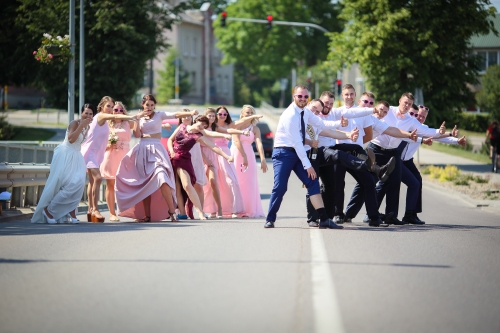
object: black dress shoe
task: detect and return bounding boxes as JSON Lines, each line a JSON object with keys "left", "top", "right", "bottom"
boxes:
{"left": 402, "top": 213, "right": 425, "bottom": 225}
{"left": 362, "top": 215, "right": 370, "bottom": 223}
{"left": 319, "top": 218, "right": 344, "bottom": 229}
{"left": 308, "top": 221, "right": 319, "bottom": 227}
{"left": 415, "top": 214, "right": 425, "bottom": 224}
{"left": 344, "top": 216, "right": 353, "bottom": 223}
{"left": 371, "top": 157, "right": 396, "bottom": 182}
{"left": 369, "top": 217, "right": 389, "bottom": 227}
{"left": 380, "top": 211, "right": 394, "bottom": 222}
{"left": 264, "top": 221, "right": 275, "bottom": 228}
{"left": 385, "top": 216, "right": 405, "bottom": 225}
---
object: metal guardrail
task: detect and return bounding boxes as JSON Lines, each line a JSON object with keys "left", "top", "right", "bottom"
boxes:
{"left": 0, "top": 162, "right": 105, "bottom": 212}
{"left": 0, "top": 141, "right": 62, "bottom": 164}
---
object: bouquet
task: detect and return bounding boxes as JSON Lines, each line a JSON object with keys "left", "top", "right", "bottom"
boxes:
{"left": 33, "top": 33, "right": 72, "bottom": 64}
{"left": 108, "top": 132, "right": 119, "bottom": 145}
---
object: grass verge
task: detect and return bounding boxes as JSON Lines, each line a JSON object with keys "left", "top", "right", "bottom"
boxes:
{"left": 421, "top": 142, "right": 491, "bottom": 164}
{"left": 10, "top": 126, "right": 56, "bottom": 141}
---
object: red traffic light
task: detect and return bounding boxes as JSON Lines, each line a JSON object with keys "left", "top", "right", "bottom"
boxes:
{"left": 267, "top": 15, "right": 273, "bottom": 22}
{"left": 336, "top": 79, "right": 342, "bottom": 86}
{"left": 222, "top": 11, "right": 227, "bottom": 18}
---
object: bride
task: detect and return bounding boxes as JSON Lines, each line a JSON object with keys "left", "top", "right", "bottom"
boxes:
{"left": 31, "top": 104, "right": 96, "bottom": 224}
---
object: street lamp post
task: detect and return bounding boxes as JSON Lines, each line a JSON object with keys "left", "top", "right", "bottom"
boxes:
{"left": 78, "top": 0, "right": 84, "bottom": 119}
{"left": 68, "top": 0, "right": 75, "bottom": 123}
{"left": 200, "top": 2, "right": 211, "bottom": 105}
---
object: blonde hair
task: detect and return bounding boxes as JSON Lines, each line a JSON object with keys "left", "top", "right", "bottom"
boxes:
{"left": 97, "top": 96, "right": 115, "bottom": 113}
{"left": 109, "top": 101, "right": 127, "bottom": 127}
{"left": 240, "top": 105, "right": 258, "bottom": 125}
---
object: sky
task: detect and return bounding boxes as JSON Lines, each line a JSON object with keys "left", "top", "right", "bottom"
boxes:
{"left": 492, "top": 0, "right": 500, "bottom": 11}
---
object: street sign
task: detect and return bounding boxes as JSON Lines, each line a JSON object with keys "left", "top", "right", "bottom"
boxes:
{"left": 280, "top": 78, "right": 288, "bottom": 91}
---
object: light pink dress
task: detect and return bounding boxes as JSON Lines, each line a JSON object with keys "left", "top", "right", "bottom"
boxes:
{"left": 100, "top": 121, "right": 131, "bottom": 179}
{"left": 115, "top": 112, "right": 177, "bottom": 221}
{"left": 201, "top": 133, "right": 220, "bottom": 213}
{"left": 213, "top": 136, "right": 245, "bottom": 216}
{"left": 230, "top": 125, "right": 265, "bottom": 217}
{"left": 81, "top": 115, "right": 109, "bottom": 168}
{"left": 191, "top": 142, "right": 207, "bottom": 186}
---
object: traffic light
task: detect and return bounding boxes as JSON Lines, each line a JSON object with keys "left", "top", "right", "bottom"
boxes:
{"left": 267, "top": 15, "right": 273, "bottom": 30}
{"left": 337, "top": 79, "right": 342, "bottom": 96}
{"left": 221, "top": 12, "right": 227, "bottom": 27}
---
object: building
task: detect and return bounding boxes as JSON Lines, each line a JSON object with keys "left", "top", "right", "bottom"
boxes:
{"left": 471, "top": 13, "right": 500, "bottom": 75}
{"left": 141, "top": 3, "right": 234, "bottom": 105}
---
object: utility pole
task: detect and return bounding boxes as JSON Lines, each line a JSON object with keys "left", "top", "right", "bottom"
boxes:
{"left": 68, "top": 0, "right": 75, "bottom": 123}
{"left": 78, "top": 0, "right": 84, "bottom": 119}
{"left": 200, "top": 3, "right": 211, "bottom": 105}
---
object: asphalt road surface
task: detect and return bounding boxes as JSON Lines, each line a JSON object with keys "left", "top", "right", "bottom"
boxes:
{"left": 1, "top": 157, "right": 499, "bottom": 333}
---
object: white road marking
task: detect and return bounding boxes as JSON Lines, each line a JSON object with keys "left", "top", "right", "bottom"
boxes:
{"left": 310, "top": 229, "right": 345, "bottom": 333}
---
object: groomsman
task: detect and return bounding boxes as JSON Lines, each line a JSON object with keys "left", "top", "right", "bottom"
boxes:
{"left": 265, "top": 86, "right": 346, "bottom": 229}
{"left": 368, "top": 92, "right": 447, "bottom": 225}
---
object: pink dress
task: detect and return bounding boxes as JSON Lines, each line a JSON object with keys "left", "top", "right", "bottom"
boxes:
{"left": 230, "top": 125, "right": 265, "bottom": 217}
{"left": 201, "top": 133, "right": 220, "bottom": 213}
{"left": 191, "top": 142, "right": 207, "bottom": 186}
{"left": 115, "top": 112, "right": 177, "bottom": 221}
{"left": 100, "top": 121, "right": 131, "bottom": 179}
{"left": 81, "top": 115, "right": 109, "bottom": 168}
{"left": 213, "top": 136, "right": 245, "bottom": 216}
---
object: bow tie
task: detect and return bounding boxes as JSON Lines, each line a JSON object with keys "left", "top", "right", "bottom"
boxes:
{"left": 396, "top": 111, "right": 405, "bottom": 119}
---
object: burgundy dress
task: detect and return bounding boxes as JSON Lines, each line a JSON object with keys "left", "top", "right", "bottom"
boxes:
{"left": 171, "top": 124, "right": 203, "bottom": 185}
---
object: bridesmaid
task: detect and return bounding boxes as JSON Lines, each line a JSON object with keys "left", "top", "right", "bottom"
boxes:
{"left": 167, "top": 115, "right": 234, "bottom": 220}
{"left": 99, "top": 101, "right": 134, "bottom": 222}
{"left": 201, "top": 108, "right": 253, "bottom": 218}
{"left": 32, "top": 104, "right": 94, "bottom": 224}
{"left": 230, "top": 105, "right": 267, "bottom": 218}
{"left": 115, "top": 94, "right": 196, "bottom": 222}
{"left": 81, "top": 96, "right": 135, "bottom": 222}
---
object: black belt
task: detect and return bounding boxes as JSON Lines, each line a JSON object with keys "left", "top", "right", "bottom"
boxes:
{"left": 371, "top": 143, "right": 396, "bottom": 151}
{"left": 276, "top": 146, "right": 295, "bottom": 151}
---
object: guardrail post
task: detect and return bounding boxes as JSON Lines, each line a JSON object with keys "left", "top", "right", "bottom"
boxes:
{"left": 11, "top": 187, "right": 22, "bottom": 208}
{"left": 25, "top": 185, "right": 38, "bottom": 206}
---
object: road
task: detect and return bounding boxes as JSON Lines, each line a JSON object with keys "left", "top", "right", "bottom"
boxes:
{"left": 1, "top": 155, "right": 500, "bottom": 333}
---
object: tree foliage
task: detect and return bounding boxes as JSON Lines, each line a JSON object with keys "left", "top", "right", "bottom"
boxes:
{"left": 327, "top": 0, "right": 497, "bottom": 127}
{"left": 214, "top": 0, "right": 344, "bottom": 80}
{"left": 2, "top": 0, "right": 190, "bottom": 110}
{"left": 156, "top": 48, "right": 192, "bottom": 104}
{"left": 477, "top": 65, "right": 500, "bottom": 119}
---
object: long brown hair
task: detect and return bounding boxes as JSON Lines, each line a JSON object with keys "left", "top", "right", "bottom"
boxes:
{"left": 97, "top": 96, "right": 115, "bottom": 113}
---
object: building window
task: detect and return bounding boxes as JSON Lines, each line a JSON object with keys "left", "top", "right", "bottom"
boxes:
{"left": 476, "top": 51, "right": 499, "bottom": 72}
{"left": 488, "top": 51, "right": 498, "bottom": 67}
{"left": 191, "top": 38, "right": 197, "bottom": 57}
{"left": 223, "top": 76, "right": 229, "bottom": 94}
{"left": 183, "top": 36, "right": 189, "bottom": 56}
{"left": 216, "top": 75, "right": 221, "bottom": 93}
{"left": 191, "top": 72, "right": 196, "bottom": 92}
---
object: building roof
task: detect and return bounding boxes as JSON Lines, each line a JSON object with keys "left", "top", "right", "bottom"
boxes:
{"left": 470, "top": 13, "right": 500, "bottom": 48}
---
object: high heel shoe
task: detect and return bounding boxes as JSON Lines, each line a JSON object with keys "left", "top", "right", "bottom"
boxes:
{"left": 87, "top": 211, "right": 92, "bottom": 222}
{"left": 43, "top": 208, "right": 57, "bottom": 224}
{"left": 91, "top": 210, "right": 105, "bottom": 223}
{"left": 169, "top": 211, "right": 178, "bottom": 222}
{"left": 66, "top": 214, "right": 79, "bottom": 224}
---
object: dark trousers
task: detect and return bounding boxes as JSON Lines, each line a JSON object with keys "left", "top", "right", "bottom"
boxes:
{"left": 305, "top": 146, "right": 372, "bottom": 221}
{"left": 369, "top": 142, "right": 403, "bottom": 217}
{"left": 267, "top": 148, "right": 321, "bottom": 223}
{"left": 402, "top": 158, "right": 422, "bottom": 213}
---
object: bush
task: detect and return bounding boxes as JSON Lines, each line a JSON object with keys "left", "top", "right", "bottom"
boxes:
{"left": 451, "top": 112, "right": 490, "bottom": 133}
{"left": 0, "top": 114, "right": 14, "bottom": 140}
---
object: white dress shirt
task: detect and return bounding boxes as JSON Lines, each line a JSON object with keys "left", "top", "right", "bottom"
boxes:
{"left": 274, "top": 102, "right": 339, "bottom": 169}
{"left": 402, "top": 124, "right": 460, "bottom": 161}
{"left": 371, "top": 106, "right": 440, "bottom": 149}
{"left": 317, "top": 106, "right": 374, "bottom": 147}
{"left": 371, "top": 115, "right": 390, "bottom": 139}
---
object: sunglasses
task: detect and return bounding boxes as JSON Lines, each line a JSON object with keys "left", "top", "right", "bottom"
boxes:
{"left": 294, "top": 94, "right": 309, "bottom": 99}
{"left": 409, "top": 111, "right": 418, "bottom": 117}
{"left": 418, "top": 105, "right": 430, "bottom": 111}
{"left": 113, "top": 108, "right": 124, "bottom": 113}
{"left": 361, "top": 100, "right": 374, "bottom": 105}
{"left": 218, "top": 113, "right": 228, "bottom": 116}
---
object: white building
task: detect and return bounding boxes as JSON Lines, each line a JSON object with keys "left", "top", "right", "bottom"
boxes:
{"left": 141, "top": 3, "right": 234, "bottom": 105}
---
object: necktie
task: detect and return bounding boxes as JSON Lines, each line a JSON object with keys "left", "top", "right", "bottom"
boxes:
{"left": 300, "top": 110, "right": 305, "bottom": 145}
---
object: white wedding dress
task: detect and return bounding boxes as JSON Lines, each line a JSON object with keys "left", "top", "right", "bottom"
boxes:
{"left": 31, "top": 126, "right": 88, "bottom": 224}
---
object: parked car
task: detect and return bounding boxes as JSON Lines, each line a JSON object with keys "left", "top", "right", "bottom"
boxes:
{"left": 252, "top": 121, "right": 274, "bottom": 158}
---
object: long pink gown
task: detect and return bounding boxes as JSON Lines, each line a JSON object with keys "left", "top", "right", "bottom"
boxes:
{"left": 202, "top": 131, "right": 220, "bottom": 213}
{"left": 230, "top": 125, "right": 265, "bottom": 217}
{"left": 100, "top": 121, "right": 131, "bottom": 179}
{"left": 115, "top": 112, "right": 177, "bottom": 221}
{"left": 81, "top": 115, "right": 109, "bottom": 168}
{"left": 212, "top": 136, "right": 245, "bottom": 217}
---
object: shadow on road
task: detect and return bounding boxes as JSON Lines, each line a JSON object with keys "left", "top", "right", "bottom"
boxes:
{"left": 0, "top": 221, "right": 195, "bottom": 236}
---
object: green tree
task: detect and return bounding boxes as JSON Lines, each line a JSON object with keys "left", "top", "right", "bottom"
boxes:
{"left": 477, "top": 65, "right": 500, "bottom": 119}
{"left": 327, "top": 0, "right": 497, "bottom": 127}
{"left": 156, "top": 48, "right": 192, "bottom": 104}
{"left": 214, "top": 0, "right": 344, "bottom": 80}
{"left": 7, "top": 0, "right": 190, "bottom": 110}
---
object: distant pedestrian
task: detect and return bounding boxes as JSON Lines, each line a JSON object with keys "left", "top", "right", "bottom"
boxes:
{"left": 486, "top": 120, "right": 499, "bottom": 159}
